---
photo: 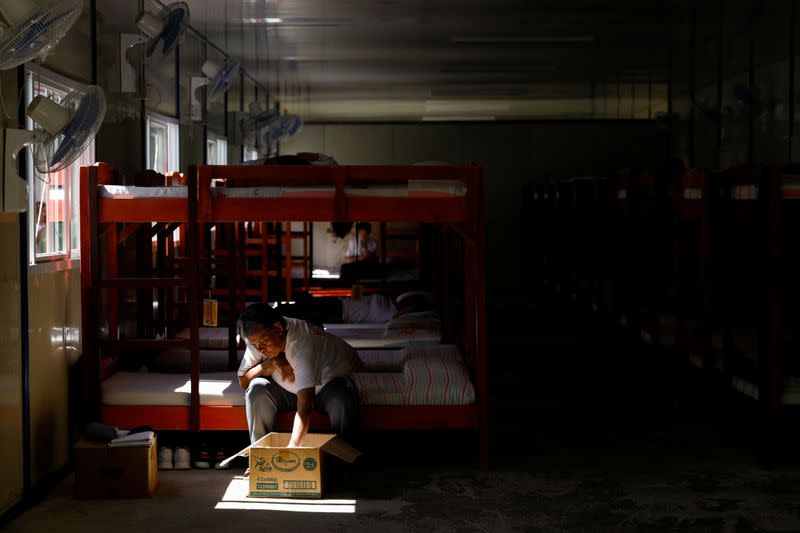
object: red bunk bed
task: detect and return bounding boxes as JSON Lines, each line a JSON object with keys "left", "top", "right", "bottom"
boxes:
{"left": 83, "top": 163, "right": 488, "bottom": 467}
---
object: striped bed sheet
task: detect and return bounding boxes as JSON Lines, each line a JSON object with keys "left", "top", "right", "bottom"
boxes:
{"left": 732, "top": 375, "right": 800, "bottom": 405}
{"left": 681, "top": 178, "right": 800, "bottom": 201}
{"left": 353, "top": 345, "right": 475, "bottom": 406}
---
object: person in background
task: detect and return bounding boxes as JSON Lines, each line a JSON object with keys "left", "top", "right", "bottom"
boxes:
{"left": 237, "top": 304, "right": 362, "bottom": 474}
{"left": 344, "top": 222, "right": 378, "bottom": 264}
{"left": 340, "top": 222, "right": 384, "bottom": 282}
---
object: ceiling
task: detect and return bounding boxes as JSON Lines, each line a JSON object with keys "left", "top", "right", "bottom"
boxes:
{"left": 150, "top": 0, "right": 683, "bottom": 120}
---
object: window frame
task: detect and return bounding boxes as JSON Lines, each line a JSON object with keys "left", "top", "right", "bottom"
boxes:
{"left": 243, "top": 144, "right": 258, "bottom": 162}
{"left": 25, "top": 66, "right": 94, "bottom": 265}
{"left": 206, "top": 131, "right": 228, "bottom": 165}
{"left": 145, "top": 111, "right": 180, "bottom": 174}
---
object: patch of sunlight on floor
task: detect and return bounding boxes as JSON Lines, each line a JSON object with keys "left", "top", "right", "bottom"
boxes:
{"left": 214, "top": 477, "right": 357, "bottom": 513}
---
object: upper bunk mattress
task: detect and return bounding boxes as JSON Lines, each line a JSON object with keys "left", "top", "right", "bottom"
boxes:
{"left": 345, "top": 180, "right": 467, "bottom": 198}
{"left": 98, "top": 185, "right": 187, "bottom": 198}
{"left": 102, "top": 372, "right": 244, "bottom": 407}
{"left": 213, "top": 186, "right": 335, "bottom": 198}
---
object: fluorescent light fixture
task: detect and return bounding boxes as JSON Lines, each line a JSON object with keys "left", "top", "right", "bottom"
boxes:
{"left": 425, "top": 100, "right": 509, "bottom": 113}
{"left": 422, "top": 116, "right": 496, "bottom": 122}
{"left": 242, "top": 17, "right": 282, "bottom": 23}
{"left": 244, "top": 17, "right": 351, "bottom": 26}
{"left": 439, "top": 64, "right": 555, "bottom": 74}
{"left": 450, "top": 34, "right": 595, "bottom": 45}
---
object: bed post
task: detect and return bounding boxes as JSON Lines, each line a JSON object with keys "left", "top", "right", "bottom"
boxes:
{"left": 464, "top": 166, "right": 488, "bottom": 470}
{"left": 228, "top": 223, "right": 239, "bottom": 370}
{"left": 80, "top": 165, "right": 101, "bottom": 425}
{"left": 764, "top": 166, "right": 782, "bottom": 458}
{"left": 700, "top": 171, "right": 715, "bottom": 426}
{"left": 474, "top": 168, "right": 488, "bottom": 471}
{"left": 188, "top": 166, "right": 201, "bottom": 431}
{"left": 284, "top": 221, "right": 292, "bottom": 301}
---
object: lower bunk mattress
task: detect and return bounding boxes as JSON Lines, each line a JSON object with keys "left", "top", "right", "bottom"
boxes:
{"left": 324, "top": 321, "right": 441, "bottom": 349}
{"left": 102, "top": 345, "right": 475, "bottom": 408}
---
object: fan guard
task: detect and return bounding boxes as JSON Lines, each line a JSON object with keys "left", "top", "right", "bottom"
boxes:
{"left": 0, "top": 0, "right": 83, "bottom": 70}
{"left": 207, "top": 57, "right": 240, "bottom": 102}
{"left": 141, "top": 2, "right": 190, "bottom": 64}
{"left": 32, "top": 85, "right": 106, "bottom": 174}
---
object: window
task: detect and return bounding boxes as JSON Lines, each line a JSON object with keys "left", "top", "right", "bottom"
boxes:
{"left": 26, "top": 68, "right": 96, "bottom": 263}
{"left": 207, "top": 133, "right": 228, "bottom": 164}
{"left": 146, "top": 113, "right": 180, "bottom": 174}
{"left": 243, "top": 145, "right": 258, "bottom": 162}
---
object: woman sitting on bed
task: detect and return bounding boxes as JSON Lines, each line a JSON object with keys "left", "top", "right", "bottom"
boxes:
{"left": 237, "top": 304, "right": 361, "bottom": 477}
{"left": 279, "top": 292, "right": 434, "bottom": 328}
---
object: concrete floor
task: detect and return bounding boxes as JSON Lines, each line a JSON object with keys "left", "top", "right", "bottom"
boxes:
{"left": 8, "top": 294, "right": 800, "bottom": 532}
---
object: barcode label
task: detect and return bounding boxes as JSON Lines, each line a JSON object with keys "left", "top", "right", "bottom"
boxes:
{"left": 284, "top": 480, "right": 316, "bottom": 490}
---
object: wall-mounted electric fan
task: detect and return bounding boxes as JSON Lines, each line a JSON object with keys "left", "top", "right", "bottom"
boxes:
{"left": 126, "top": 1, "right": 190, "bottom": 66}
{"left": 241, "top": 101, "right": 279, "bottom": 134}
{"left": 0, "top": 0, "right": 83, "bottom": 70}
{"left": 190, "top": 57, "right": 239, "bottom": 120}
{"left": 2, "top": 85, "right": 106, "bottom": 213}
{"left": 233, "top": 100, "right": 278, "bottom": 146}
{"left": 268, "top": 114, "right": 303, "bottom": 144}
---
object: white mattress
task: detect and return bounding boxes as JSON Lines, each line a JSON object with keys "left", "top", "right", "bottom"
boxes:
{"left": 149, "top": 349, "right": 244, "bottom": 373}
{"left": 98, "top": 185, "right": 336, "bottom": 199}
{"left": 327, "top": 326, "right": 441, "bottom": 349}
{"left": 102, "top": 371, "right": 244, "bottom": 407}
{"left": 213, "top": 186, "right": 335, "bottom": 198}
{"left": 102, "top": 345, "right": 473, "bottom": 407}
{"left": 324, "top": 323, "right": 385, "bottom": 331}
{"left": 177, "top": 327, "right": 232, "bottom": 350}
{"left": 345, "top": 180, "right": 467, "bottom": 198}
{"left": 98, "top": 185, "right": 187, "bottom": 198}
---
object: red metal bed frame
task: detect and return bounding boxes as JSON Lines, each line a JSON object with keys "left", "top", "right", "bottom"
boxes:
{"left": 81, "top": 163, "right": 488, "bottom": 468}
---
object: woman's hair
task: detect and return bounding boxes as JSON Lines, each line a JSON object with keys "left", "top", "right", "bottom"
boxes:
{"left": 238, "top": 303, "right": 287, "bottom": 340}
{"left": 238, "top": 304, "right": 294, "bottom": 382}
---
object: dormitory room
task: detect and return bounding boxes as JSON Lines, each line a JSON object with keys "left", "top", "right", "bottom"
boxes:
{"left": 2, "top": 0, "right": 800, "bottom": 531}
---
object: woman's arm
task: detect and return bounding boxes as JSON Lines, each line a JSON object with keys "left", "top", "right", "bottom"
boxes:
{"left": 288, "top": 387, "right": 315, "bottom": 447}
{"left": 238, "top": 358, "right": 276, "bottom": 390}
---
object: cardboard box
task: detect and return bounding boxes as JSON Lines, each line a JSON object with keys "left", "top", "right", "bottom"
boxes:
{"left": 74, "top": 435, "right": 158, "bottom": 499}
{"left": 230, "top": 433, "right": 360, "bottom": 499}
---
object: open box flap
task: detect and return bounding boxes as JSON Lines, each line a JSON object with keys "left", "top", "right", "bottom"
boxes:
{"left": 320, "top": 436, "right": 361, "bottom": 463}
{"left": 218, "top": 433, "right": 361, "bottom": 468}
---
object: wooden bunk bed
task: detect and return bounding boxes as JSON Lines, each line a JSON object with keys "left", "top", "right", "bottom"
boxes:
{"left": 715, "top": 165, "right": 800, "bottom": 452}
{"left": 671, "top": 169, "right": 721, "bottom": 422}
{"left": 82, "top": 163, "right": 488, "bottom": 467}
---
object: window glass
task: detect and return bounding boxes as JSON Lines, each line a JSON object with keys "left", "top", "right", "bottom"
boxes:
{"left": 27, "top": 70, "right": 95, "bottom": 262}
{"left": 146, "top": 114, "right": 180, "bottom": 174}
